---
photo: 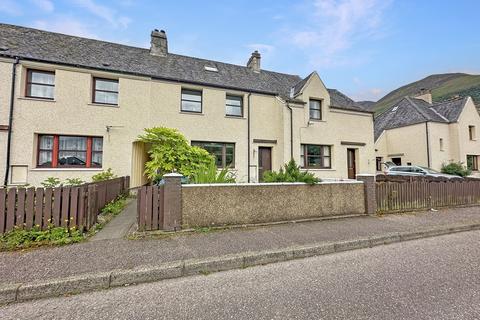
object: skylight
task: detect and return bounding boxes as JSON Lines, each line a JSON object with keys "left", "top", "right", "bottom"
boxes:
{"left": 392, "top": 106, "right": 399, "bottom": 112}
{"left": 204, "top": 66, "right": 218, "bottom": 72}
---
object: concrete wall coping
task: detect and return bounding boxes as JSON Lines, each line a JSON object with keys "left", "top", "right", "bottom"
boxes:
{"left": 183, "top": 180, "right": 363, "bottom": 188}
{"left": 163, "top": 173, "right": 183, "bottom": 178}
{"left": 356, "top": 174, "right": 376, "bottom": 177}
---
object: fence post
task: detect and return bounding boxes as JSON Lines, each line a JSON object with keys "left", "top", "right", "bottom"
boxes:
{"left": 86, "top": 184, "right": 97, "bottom": 230}
{"left": 162, "top": 173, "right": 183, "bottom": 231}
{"left": 356, "top": 174, "right": 376, "bottom": 215}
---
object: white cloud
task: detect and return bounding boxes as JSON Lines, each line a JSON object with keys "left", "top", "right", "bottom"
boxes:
{"left": 287, "top": 0, "right": 392, "bottom": 68}
{"left": 31, "top": 0, "right": 54, "bottom": 13}
{"left": 33, "top": 17, "right": 98, "bottom": 38}
{"left": 351, "top": 87, "right": 384, "bottom": 101}
{"left": 0, "top": 0, "right": 22, "bottom": 16}
{"left": 71, "top": 0, "right": 131, "bottom": 29}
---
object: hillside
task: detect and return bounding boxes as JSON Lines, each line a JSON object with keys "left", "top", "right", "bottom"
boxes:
{"left": 356, "top": 101, "right": 376, "bottom": 111}
{"left": 373, "top": 73, "right": 480, "bottom": 114}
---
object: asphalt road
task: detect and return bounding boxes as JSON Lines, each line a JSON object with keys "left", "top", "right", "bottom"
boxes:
{"left": 2, "top": 231, "right": 480, "bottom": 320}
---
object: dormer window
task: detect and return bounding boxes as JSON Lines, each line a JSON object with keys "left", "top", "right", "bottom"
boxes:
{"left": 204, "top": 66, "right": 218, "bottom": 72}
{"left": 309, "top": 99, "right": 322, "bottom": 120}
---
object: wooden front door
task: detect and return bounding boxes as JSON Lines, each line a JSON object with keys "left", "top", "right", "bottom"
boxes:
{"left": 347, "top": 148, "right": 356, "bottom": 179}
{"left": 258, "top": 147, "right": 272, "bottom": 182}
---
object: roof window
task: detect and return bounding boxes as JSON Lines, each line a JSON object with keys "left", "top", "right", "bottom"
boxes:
{"left": 204, "top": 66, "right": 218, "bottom": 72}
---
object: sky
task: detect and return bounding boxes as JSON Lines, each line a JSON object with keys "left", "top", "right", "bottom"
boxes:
{"left": 1, "top": 0, "right": 479, "bottom": 101}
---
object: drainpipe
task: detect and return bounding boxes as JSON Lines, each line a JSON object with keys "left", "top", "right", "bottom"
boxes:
{"left": 247, "top": 93, "right": 252, "bottom": 183}
{"left": 287, "top": 103, "right": 293, "bottom": 160}
{"left": 4, "top": 57, "right": 19, "bottom": 186}
{"left": 425, "top": 121, "right": 431, "bottom": 168}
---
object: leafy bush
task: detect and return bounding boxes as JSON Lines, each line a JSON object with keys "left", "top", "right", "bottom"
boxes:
{"left": 92, "top": 168, "right": 117, "bottom": 182}
{"left": 137, "top": 127, "right": 214, "bottom": 180}
{"left": 41, "top": 177, "right": 62, "bottom": 188}
{"left": 191, "top": 162, "right": 236, "bottom": 184}
{"left": 0, "top": 225, "right": 83, "bottom": 251}
{"left": 64, "top": 178, "right": 85, "bottom": 186}
{"left": 441, "top": 162, "right": 471, "bottom": 177}
{"left": 263, "top": 159, "right": 320, "bottom": 184}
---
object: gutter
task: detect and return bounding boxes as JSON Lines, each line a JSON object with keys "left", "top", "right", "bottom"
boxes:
{"left": 4, "top": 57, "right": 19, "bottom": 186}
{"left": 247, "top": 93, "right": 252, "bottom": 183}
{"left": 287, "top": 103, "right": 293, "bottom": 160}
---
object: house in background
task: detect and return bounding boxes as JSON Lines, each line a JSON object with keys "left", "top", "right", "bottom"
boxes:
{"left": 374, "top": 90, "right": 480, "bottom": 175}
{"left": 0, "top": 23, "right": 375, "bottom": 187}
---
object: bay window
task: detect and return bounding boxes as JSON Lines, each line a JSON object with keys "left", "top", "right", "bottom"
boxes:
{"left": 37, "top": 135, "right": 103, "bottom": 168}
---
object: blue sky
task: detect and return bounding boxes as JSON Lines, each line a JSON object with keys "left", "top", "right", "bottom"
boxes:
{"left": 1, "top": 0, "right": 479, "bottom": 101}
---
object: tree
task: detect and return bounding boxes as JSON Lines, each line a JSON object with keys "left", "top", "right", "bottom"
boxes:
{"left": 137, "top": 127, "right": 214, "bottom": 180}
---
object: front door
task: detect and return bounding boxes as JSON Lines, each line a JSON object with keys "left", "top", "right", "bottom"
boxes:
{"left": 258, "top": 147, "right": 272, "bottom": 182}
{"left": 347, "top": 148, "right": 356, "bottom": 179}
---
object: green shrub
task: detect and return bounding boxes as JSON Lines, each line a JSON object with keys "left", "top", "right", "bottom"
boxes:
{"left": 191, "top": 162, "right": 236, "bottom": 184}
{"left": 0, "top": 225, "right": 83, "bottom": 251}
{"left": 137, "top": 127, "right": 214, "bottom": 180}
{"left": 101, "top": 196, "right": 127, "bottom": 216}
{"left": 263, "top": 159, "right": 320, "bottom": 184}
{"left": 64, "top": 178, "right": 85, "bottom": 186}
{"left": 41, "top": 177, "right": 62, "bottom": 188}
{"left": 92, "top": 168, "right": 117, "bottom": 182}
{"left": 441, "top": 162, "right": 471, "bottom": 177}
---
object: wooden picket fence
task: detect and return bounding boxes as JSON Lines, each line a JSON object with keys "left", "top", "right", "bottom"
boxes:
{"left": 376, "top": 175, "right": 480, "bottom": 213}
{"left": 137, "top": 185, "right": 165, "bottom": 231}
{"left": 0, "top": 176, "right": 129, "bottom": 234}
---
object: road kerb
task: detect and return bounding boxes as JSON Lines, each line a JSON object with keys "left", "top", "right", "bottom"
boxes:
{"left": 1, "top": 222, "right": 479, "bottom": 305}
{"left": 16, "top": 272, "right": 111, "bottom": 302}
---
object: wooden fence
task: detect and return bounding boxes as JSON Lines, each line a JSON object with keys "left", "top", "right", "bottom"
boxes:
{"left": 376, "top": 176, "right": 480, "bottom": 213}
{"left": 0, "top": 176, "right": 129, "bottom": 234}
{"left": 137, "top": 185, "right": 165, "bottom": 231}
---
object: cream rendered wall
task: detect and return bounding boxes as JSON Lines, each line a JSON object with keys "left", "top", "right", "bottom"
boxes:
{"left": 455, "top": 98, "right": 480, "bottom": 175}
{"left": 295, "top": 73, "right": 375, "bottom": 178}
{"left": 375, "top": 123, "right": 429, "bottom": 167}
{"left": 428, "top": 122, "right": 453, "bottom": 170}
{"left": 0, "top": 59, "right": 13, "bottom": 184}
{"left": 147, "top": 80, "right": 249, "bottom": 182}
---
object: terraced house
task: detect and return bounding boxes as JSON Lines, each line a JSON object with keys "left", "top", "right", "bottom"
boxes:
{"left": 0, "top": 23, "right": 375, "bottom": 187}
{"left": 375, "top": 91, "right": 480, "bottom": 175}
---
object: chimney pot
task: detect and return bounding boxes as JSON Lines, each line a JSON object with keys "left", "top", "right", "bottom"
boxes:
{"left": 150, "top": 29, "right": 168, "bottom": 57}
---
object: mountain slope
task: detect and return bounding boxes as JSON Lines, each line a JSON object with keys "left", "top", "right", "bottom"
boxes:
{"left": 373, "top": 73, "right": 480, "bottom": 114}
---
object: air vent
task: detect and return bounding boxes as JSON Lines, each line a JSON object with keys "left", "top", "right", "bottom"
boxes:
{"left": 204, "top": 66, "right": 218, "bottom": 72}
{"left": 102, "top": 62, "right": 111, "bottom": 67}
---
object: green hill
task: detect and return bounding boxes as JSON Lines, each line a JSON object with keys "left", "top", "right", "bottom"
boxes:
{"left": 373, "top": 73, "right": 480, "bottom": 114}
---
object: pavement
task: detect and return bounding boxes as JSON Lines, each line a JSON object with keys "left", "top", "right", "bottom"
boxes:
{"left": 0, "top": 205, "right": 480, "bottom": 303}
{"left": 2, "top": 230, "right": 479, "bottom": 319}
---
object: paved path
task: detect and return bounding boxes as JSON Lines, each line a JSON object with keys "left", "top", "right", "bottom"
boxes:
{"left": 2, "top": 230, "right": 479, "bottom": 319}
{"left": 90, "top": 199, "right": 136, "bottom": 241}
{"left": 1, "top": 206, "right": 479, "bottom": 286}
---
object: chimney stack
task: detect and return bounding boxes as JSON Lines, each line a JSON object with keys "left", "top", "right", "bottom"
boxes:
{"left": 247, "top": 50, "right": 261, "bottom": 73}
{"left": 150, "top": 29, "right": 168, "bottom": 57}
{"left": 414, "top": 88, "right": 432, "bottom": 104}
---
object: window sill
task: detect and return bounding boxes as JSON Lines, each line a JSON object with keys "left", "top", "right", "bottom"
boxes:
{"left": 180, "top": 111, "right": 204, "bottom": 116}
{"left": 308, "top": 119, "right": 326, "bottom": 123}
{"left": 225, "top": 115, "right": 245, "bottom": 120}
{"left": 301, "top": 168, "right": 335, "bottom": 171}
{"left": 88, "top": 103, "right": 119, "bottom": 108}
{"left": 18, "top": 97, "right": 56, "bottom": 103}
{"left": 31, "top": 168, "right": 104, "bottom": 172}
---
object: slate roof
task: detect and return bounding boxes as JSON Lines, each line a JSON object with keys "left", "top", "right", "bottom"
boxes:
{"left": 328, "top": 89, "right": 370, "bottom": 113}
{"left": 0, "top": 23, "right": 366, "bottom": 112}
{"left": 374, "top": 96, "right": 468, "bottom": 140}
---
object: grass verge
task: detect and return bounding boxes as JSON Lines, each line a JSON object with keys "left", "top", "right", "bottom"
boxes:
{"left": 0, "top": 195, "right": 128, "bottom": 252}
